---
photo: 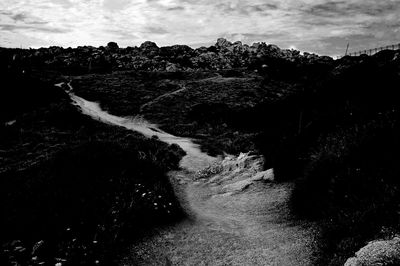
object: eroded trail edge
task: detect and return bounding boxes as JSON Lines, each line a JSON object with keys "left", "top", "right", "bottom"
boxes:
{"left": 61, "top": 82, "right": 320, "bottom": 265}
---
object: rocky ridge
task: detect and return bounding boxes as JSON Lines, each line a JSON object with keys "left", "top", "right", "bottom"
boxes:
{"left": 1, "top": 38, "right": 332, "bottom": 73}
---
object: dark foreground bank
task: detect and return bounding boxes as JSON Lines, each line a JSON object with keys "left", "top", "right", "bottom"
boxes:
{"left": 0, "top": 66, "right": 185, "bottom": 265}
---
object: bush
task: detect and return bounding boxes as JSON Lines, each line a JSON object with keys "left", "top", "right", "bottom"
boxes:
{"left": 0, "top": 68, "right": 66, "bottom": 122}
{"left": 291, "top": 111, "right": 400, "bottom": 264}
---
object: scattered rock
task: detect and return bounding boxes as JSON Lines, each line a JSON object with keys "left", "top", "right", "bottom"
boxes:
{"left": 216, "top": 38, "right": 232, "bottom": 48}
{"left": 166, "top": 62, "right": 179, "bottom": 72}
{"left": 5, "top": 120, "right": 16, "bottom": 126}
{"left": 32, "top": 240, "right": 45, "bottom": 255}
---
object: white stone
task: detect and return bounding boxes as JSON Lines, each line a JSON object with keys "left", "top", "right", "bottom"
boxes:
{"left": 251, "top": 168, "right": 274, "bottom": 182}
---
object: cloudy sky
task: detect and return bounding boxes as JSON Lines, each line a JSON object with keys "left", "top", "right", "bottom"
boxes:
{"left": 0, "top": 0, "right": 399, "bottom": 56}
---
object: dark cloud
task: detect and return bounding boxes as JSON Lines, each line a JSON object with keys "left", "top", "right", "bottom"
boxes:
{"left": 1, "top": 11, "right": 48, "bottom": 25}
{"left": 143, "top": 26, "right": 168, "bottom": 34}
{"left": 347, "top": 2, "right": 400, "bottom": 16}
{"left": 215, "top": 3, "right": 236, "bottom": 15}
{"left": 251, "top": 3, "right": 279, "bottom": 12}
{"left": 167, "top": 6, "right": 185, "bottom": 11}
{"left": 12, "top": 13, "right": 29, "bottom": 22}
{"left": 304, "top": 1, "right": 348, "bottom": 17}
{"left": 105, "top": 29, "right": 139, "bottom": 40}
{"left": 242, "top": 3, "right": 278, "bottom": 16}
{"left": 0, "top": 10, "right": 12, "bottom": 16}
{"left": 364, "top": 20, "right": 400, "bottom": 30}
{"left": 302, "top": 1, "right": 400, "bottom": 18}
{"left": 28, "top": 20, "right": 48, "bottom": 25}
{"left": 0, "top": 24, "right": 70, "bottom": 34}
{"left": 215, "top": 2, "right": 277, "bottom": 16}
{"left": 301, "top": 18, "right": 340, "bottom": 27}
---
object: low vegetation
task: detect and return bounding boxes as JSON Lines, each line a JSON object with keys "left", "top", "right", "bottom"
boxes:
{"left": 0, "top": 67, "right": 185, "bottom": 265}
{"left": 282, "top": 51, "right": 400, "bottom": 264}
{"left": 292, "top": 112, "right": 400, "bottom": 264}
{"left": 70, "top": 69, "right": 300, "bottom": 156}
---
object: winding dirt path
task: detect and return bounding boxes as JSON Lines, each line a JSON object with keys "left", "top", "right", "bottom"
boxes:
{"left": 62, "top": 82, "right": 320, "bottom": 265}
{"left": 139, "top": 85, "right": 188, "bottom": 113}
{"left": 121, "top": 166, "right": 320, "bottom": 266}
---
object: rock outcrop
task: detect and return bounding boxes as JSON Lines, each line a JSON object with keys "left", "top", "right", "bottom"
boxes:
{"left": 194, "top": 152, "right": 274, "bottom": 195}
{"left": 0, "top": 38, "right": 338, "bottom": 74}
{"left": 251, "top": 168, "right": 274, "bottom": 182}
{"left": 345, "top": 236, "right": 400, "bottom": 266}
{"left": 106, "top": 41, "right": 119, "bottom": 51}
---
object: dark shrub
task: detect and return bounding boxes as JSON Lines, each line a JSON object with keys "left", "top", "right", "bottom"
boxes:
{"left": 188, "top": 103, "right": 231, "bottom": 124}
{"left": 291, "top": 111, "right": 400, "bottom": 264}
{"left": 0, "top": 68, "right": 66, "bottom": 122}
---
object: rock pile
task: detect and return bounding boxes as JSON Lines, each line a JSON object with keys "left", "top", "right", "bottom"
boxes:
{"left": 195, "top": 152, "right": 274, "bottom": 194}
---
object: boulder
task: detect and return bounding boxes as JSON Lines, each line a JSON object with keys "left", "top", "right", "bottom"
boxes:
{"left": 165, "top": 62, "right": 179, "bottom": 72}
{"left": 195, "top": 46, "right": 208, "bottom": 54}
{"left": 345, "top": 236, "right": 400, "bottom": 266}
{"left": 106, "top": 42, "right": 119, "bottom": 50}
{"left": 216, "top": 38, "right": 232, "bottom": 48}
{"left": 251, "top": 168, "right": 274, "bottom": 182}
{"left": 140, "top": 41, "right": 159, "bottom": 50}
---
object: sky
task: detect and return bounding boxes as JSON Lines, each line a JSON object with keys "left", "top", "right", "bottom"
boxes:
{"left": 0, "top": 0, "right": 399, "bottom": 56}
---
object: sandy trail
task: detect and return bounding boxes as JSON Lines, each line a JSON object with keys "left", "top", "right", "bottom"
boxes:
{"left": 62, "top": 82, "right": 319, "bottom": 265}
{"left": 121, "top": 165, "right": 319, "bottom": 266}
{"left": 139, "top": 85, "right": 187, "bottom": 113}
